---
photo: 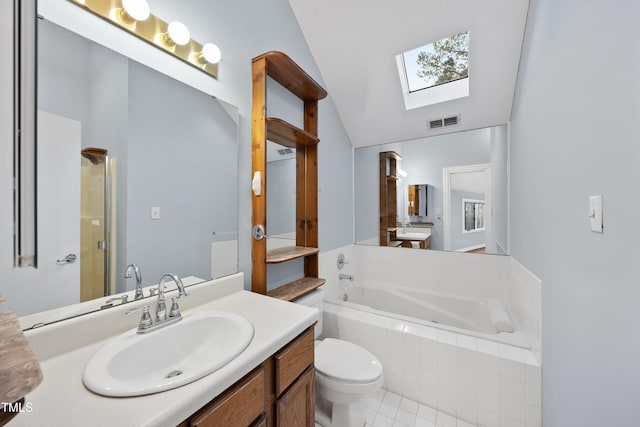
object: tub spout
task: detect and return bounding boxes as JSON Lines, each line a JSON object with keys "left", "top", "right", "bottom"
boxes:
{"left": 339, "top": 273, "right": 354, "bottom": 281}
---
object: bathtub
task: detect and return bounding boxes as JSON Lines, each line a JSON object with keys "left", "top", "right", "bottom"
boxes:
{"left": 328, "top": 285, "right": 529, "bottom": 348}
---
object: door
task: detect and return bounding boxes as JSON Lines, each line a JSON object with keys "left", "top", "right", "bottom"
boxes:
{"left": 4, "top": 111, "right": 82, "bottom": 316}
{"left": 23, "top": 111, "right": 81, "bottom": 314}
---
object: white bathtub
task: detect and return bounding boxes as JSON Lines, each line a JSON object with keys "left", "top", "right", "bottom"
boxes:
{"left": 328, "top": 285, "right": 529, "bottom": 348}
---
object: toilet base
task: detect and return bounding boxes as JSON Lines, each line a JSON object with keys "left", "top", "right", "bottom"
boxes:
{"left": 315, "top": 393, "right": 366, "bottom": 427}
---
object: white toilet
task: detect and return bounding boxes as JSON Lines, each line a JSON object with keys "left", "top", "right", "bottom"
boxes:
{"left": 296, "top": 289, "right": 384, "bottom": 427}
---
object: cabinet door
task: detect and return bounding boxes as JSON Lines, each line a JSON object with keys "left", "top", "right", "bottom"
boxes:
{"left": 191, "top": 368, "right": 265, "bottom": 427}
{"left": 276, "top": 366, "right": 315, "bottom": 427}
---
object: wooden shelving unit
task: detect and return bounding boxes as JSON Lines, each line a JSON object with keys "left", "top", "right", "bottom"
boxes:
{"left": 266, "top": 277, "right": 326, "bottom": 301}
{"left": 252, "top": 51, "right": 327, "bottom": 301}
{"left": 266, "top": 247, "right": 320, "bottom": 264}
{"left": 380, "top": 151, "right": 402, "bottom": 247}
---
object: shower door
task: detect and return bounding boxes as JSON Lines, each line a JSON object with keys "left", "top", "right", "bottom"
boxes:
{"left": 80, "top": 148, "right": 111, "bottom": 301}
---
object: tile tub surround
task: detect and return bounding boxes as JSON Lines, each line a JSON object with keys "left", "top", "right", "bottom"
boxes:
{"left": 319, "top": 245, "right": 543, "bottom": 368}
{"left": 323, "top": 304, "right": 541, "bottom": 427}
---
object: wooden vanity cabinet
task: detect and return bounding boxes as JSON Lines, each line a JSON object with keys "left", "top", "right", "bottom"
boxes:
{"left": 181, "top": 326, "right": 315, "bottom": 427}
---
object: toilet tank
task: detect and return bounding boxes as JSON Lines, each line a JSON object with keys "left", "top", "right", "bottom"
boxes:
{"left": 295, "top": 288, "right": 325, "bottom": 339}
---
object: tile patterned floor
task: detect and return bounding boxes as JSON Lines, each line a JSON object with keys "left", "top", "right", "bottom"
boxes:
{"left": 316, "top": 389, "right": 476, "bottom": 427}
{"left": 364, "top": 389, "right": 475, "bottom": 427}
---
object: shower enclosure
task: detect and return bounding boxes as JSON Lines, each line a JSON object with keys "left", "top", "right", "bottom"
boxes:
{"left": 80, "top": 148, "right": 116, "bottom": 301}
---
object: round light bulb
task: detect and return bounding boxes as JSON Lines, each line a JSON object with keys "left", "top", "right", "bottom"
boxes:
{"left": 167, "top": 21, "right": 190, "bottom": 46}
{"left": 202, "top": 43, "right": 222, "bottom": 64}
{"left": 122, "top": 0, "right": 150, "bottom": 21}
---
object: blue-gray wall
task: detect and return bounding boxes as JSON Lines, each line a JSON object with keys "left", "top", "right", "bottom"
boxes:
{"left": 126, "top": 61, "right": 238, "bottom": 286}
{"left": 510, "top": 0, "right": 640, "bottom": 425}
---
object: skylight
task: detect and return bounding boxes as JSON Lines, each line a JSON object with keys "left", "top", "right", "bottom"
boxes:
{"left": 396, "top": 31, "right": 470, "bottom": 110}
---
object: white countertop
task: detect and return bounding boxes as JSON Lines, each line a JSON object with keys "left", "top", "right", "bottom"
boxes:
{"left": 396, "top": 230, "right": 432, "bottom": 240}
{"left": 9, "top": 277, "right": 319, "bottom": 427}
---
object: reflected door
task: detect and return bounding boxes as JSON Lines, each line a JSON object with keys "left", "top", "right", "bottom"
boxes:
{"left": 37, "top": 111, "right": 81, "bottom": 309}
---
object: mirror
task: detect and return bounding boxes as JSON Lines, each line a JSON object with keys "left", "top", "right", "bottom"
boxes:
{"left": 266, "top": 141, "right": 296, "bottom": 251}
{"left": 355, "top": 125, "right": 508, "bottom": 255}
{"left": 3, "top": 18, "right": 238, "bottom": 325}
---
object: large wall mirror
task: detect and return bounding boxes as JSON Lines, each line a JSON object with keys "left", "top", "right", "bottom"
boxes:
{"left": 3, "top": 16, "right": 239, "bottom": 326}
{"left": 355, "top": 125, "right": 509, "bottom": 255}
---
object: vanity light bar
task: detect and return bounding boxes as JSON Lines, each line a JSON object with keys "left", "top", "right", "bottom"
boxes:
{"left": 68, "top": 0, "right": 220, "bottom": 78}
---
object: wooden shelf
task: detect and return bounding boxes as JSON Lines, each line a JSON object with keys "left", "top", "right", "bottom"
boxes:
{"left": 253, "top": 51, "right": 328, "bottom": 101}
{"left": 388, "top": 241, "right": 403, "bottom": 247}
{"left": 252, "top": 51, "right": 325, "bottom": 296}
{"left": 267, "top": 277, "right": 326, "bottom": 301}
{"left": 266, "top": 246, "right": 320, "bottom": 264}
{"left": 266, "top": 118, "right": 319, "bottom": 148}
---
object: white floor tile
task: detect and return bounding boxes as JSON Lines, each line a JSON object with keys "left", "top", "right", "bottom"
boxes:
{"left": 373, "top": 413, "right": 395, "bottom": 427}
{"left": 400, "top": 397, "right": 419, "bottom": 414}
{"left": 395, "top": 408, "right": 417, "bottom": 426}
{"left": 384, "top": 391, "right": 403, "bottom": 407}
{"left": 417, "top": 404, "right": 437, "bottom": 422}
{"left": 413, "top": 416, "right": 437, "bottom": 427}
{"left": 379, "top": 401, "right": 399, "bottom": 419}
{"left": 435, "top": 411, "right": 457, "bottom": 427}
{"left": 329, "top": 388, "right": 472, "bottom": 427}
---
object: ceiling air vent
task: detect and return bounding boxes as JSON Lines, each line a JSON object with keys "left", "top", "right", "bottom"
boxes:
{"left": 277, "top": 148, "right": 294, "bottom": 155}
{"left": 443, "top": 115, "right": 459, "bottom": 127}
{"left": 429, "top": 119, "right": 443, "bottom": 129}
{"left": 428, "top": 115, "right": 461, "bottom": 130}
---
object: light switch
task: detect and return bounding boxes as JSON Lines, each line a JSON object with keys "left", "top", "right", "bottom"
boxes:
{"left": 589, "top": 195, "right": 603, "bottom": 233}
{"left": 151, "top": 207, "right": 160, "bottom": 220}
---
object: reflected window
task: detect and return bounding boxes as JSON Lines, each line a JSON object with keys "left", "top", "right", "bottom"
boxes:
{"left": 463, "top": 199, "right": 484, "bottom": 233}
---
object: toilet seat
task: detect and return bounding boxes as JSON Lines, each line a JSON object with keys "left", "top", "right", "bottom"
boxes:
{"left": 315, "top": 338, "right": 383, "bottom": 384}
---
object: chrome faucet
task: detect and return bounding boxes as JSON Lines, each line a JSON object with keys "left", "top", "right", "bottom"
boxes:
{"left": 155, "top": 273, "right": 188, "bottom": 322}
{"left": 125, "top": 263, "right": 144, "bottom": 300}
{"left": 127, "top": 273, "right": 188, "bottom": 334}
{"left": 339, "top": 273, "right": 354, "bottom": 281}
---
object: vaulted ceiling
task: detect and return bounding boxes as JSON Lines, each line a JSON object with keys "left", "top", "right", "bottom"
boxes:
{"left": 288, "top": 0, "right": 529, "bottom": 148}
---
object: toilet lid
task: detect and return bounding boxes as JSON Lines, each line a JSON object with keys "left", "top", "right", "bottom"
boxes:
{"left": 315, "top": 339, "right": 383, "bottom": 383}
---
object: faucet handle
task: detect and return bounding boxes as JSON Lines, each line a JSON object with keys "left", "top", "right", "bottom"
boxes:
{"left": 169, "top": 296, "right": 182, "bottom": 318}
{"left": 125, "top": 304, "right": 152, "bottom": 331}
{"left": 337, "top": 253, "right": 350, "bottom": 270}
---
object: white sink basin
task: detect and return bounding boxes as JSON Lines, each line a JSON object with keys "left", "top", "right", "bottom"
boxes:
{"left": 83, "top": 311, "right": 254, "bottom": 397}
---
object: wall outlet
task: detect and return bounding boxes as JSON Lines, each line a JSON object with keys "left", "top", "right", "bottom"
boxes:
{"left": 151, "top": 207, "right": 160, "bottom": 220}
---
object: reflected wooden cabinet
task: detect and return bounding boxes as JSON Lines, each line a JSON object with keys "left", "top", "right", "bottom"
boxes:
{"left": 180, "top": 326, "right": 315, "bottom": 427}
{"left": 379, "top": 151, "right": 402, "bottom": 247}
{"left": 251, "top": 51, "right": 327, "bottom": 301}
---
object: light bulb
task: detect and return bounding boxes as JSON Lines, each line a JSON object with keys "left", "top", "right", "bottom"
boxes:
{"left": 122, "top": 0, "right": 150, "bottom": 21}
{"left": 167, "top": 21, "right": 190, "bottom": 46}
{"left": 201, "top": 43, "right": 222, "bottom": 64}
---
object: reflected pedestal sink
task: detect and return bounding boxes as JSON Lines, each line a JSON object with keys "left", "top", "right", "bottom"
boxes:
{"left": 83, "top": 311, "right": 254, "bottom": 397}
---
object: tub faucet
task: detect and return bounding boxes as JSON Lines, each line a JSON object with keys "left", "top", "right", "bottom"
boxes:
{"left": 125, "top": 263, "right": 143, "bottom": 299}
{"left": 339, "top": 273, "right": 354, "bottom": 281}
